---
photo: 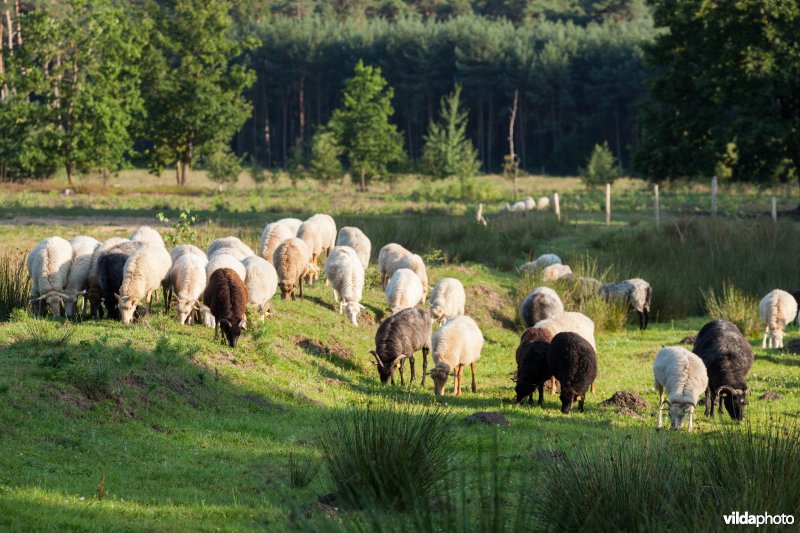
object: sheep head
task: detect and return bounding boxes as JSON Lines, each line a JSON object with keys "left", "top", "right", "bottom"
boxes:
{"left": 279, "top": 281, "right": 294, "bottom": 300}
{"left": 429, "top": 366, "right": 452, "bottom": 396}
{"left": 668, "top": 402, "right": 695, "bottom": 430}
{"left": 769, "top": 329, "right": 785, "bottom": 349}
{"left": 40, "top": 292, "right": 65, "bottom": 317}
{"left": 116, "top": 294, "right": 139, "bottom": 325}
{"left": 219, "top": 318, "right": 245, "bottom": 348}
{"left": 62, "top": 289, "right": 80, "bottom": 319}
{"left": 344, "top": 301, "right": 363, "bottom": 326}
{"left": 174, "top": 296, "right": 196, "bottom": 325}
{"left": 716, "top": 385, "right": 747, "bottom": 420}
{"left": 560, "top": 390, "right": 579, "bottom": 414}
{"left": 514, "top": 378, "right": 537, "bottom": 404}
{"left": 370, "top": 350, "right": 405, "bottom": 384}
{"left": 303, "top": 263, "right": 320, "bottom": 286}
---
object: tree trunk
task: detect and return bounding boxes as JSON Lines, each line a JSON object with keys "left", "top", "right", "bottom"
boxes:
{"left": 0, "top": 7, "right": 5, "bottom": 100}
{"left": 298, "top": 74, "right": 305, "bottom": 149}
{"left": 102, "top": 167, "right": 109, "bottom": 186}
{"left": 176, "top": 161, "right": 182, "bottom": 185}
{"left": 359, "top": 167, "right": 366, "bottom": 192}
{"left": 263, "top": 82, "right": 271, "bottom": 167}
{"left": 65, "top": 160, "right": 73, "bottom": 186}
{"left": 13, "top": 0, "right": 19, "bottom": 47}
{"left": 508, "top": 89, "right": 519, "bottom": 200}
{"left": 4, "top": 1, "right": 11, "bottom": 52}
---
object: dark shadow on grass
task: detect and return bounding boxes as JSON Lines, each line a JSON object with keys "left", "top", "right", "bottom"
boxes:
{"left": 297, "top": 337, "right": 360, "bottom": 372}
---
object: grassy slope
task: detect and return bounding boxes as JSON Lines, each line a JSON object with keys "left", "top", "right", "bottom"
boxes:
{"left": 1, "top": 256, "right": 799, "bottom": 530}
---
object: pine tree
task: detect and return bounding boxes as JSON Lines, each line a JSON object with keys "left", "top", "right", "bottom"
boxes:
{"left": 582, "top": 141, "right": 618, "bottom": 188}
{"left": 309, "top": 129, "right": 343, "bottom": 187}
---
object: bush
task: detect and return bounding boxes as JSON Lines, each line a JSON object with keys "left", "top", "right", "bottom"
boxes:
{"left": 247, "top": 156, "right": 268, "bottom": 185}
{"left": 0, "top": 251, "right": 31, "bottom": 321}
{"left": 205, "top": 149, "right": 242, "bottom": 184}
{"left": 287, "top": 453, "right": 319, "bottom": 489}
{"left": 581, "top": 141, "right": 618, "bottom": 188}
{"left": 309, "top": 130, "right": 343, "bottom": 187}
{"left": 701, "top": 282, "right": 760, "bottom": 337}
{"left": 318, "top": 401, "right": 453, "bottom": 510}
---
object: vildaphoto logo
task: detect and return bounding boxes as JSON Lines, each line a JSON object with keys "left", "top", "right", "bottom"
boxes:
{"left": 723, "top": 511, "right": 795, "bottom": 527}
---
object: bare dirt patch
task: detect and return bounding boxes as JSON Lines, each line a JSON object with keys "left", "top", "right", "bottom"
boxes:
{"left": 599, "top": 391, "right": 649, "bottom": 410}
{"left": 465, "top": 284, "right": 515, "bottom": 330}
{"left": 464, "top": 411, "right": 510, "bottom": 426}
{"left": 297, "top": 337, "right": 354, "bottom": 361}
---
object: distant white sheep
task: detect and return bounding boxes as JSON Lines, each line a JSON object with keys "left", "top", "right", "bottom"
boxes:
{"left": 599, "top": 278, "right": 653, "bottom": 330}
{"left": 64, "top": 236, "right": 100, "bottom": 318}
{"left": 542, "top": 263, "right": 573, "bottom": 281}
{"left": 759, "top": 289, "right": 798, "bottom": 349}
{"left": 207, "top": 237, "right": 256, "bottom": 260}
{"left": 242, "top": 255, "right": 278, "bottom": 320}
{"left": 335, "top": 227, "right": 371, "bottom": 269}
{"left": 534, "top": 312, "right": 596, "bottom": 352}
{"left": 385, "top": 268, "right": 424, "bottom": 316}
{"left": 519, "top": 254, "right": 561, "bottom": 276}
{"left": 170, "top": 244, "right": 206, "bottom": 263}
{"left": 297, "top": 214, "right": 336, "bottom": 264}
{"left": 429, "top": 278, "right": 466, "bottom": 325}
{"left": 117, "top": 243, "right": 172, "bottom": 325}
{"left": 324, "top": 246, "right": 365, "bottom": 325}
{"left": 129, "top": 226, "right": 165, "bottom": 248}
{"left": 168, "top": 254, "right": 208, "bottom": 325}
{"left": 378, "top": 243, "right": 412, "bottom": 287}
{"left": 429, "top": 315, "right": 484, "bottom": 396}
{"left": 536, "top": 196, "right": 550, "bottom": 211}
{"left": 653, "top": 346, "right": 709, "bottom": 431}
{"left": 27, "top": 236, "right": 73, "bottom": 317}
{"left": 259, "top": 218, "right": 302, "bottom": 263}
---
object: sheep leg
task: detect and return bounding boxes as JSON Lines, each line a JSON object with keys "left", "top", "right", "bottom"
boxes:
{"left": 637, "top": 311, "right": 644, "bottom": 330}
{"left": 590, "top": 382, "right": 596, "bottom": 394}
{"left": 537, "top": 384, "right": 544, "bottom": 407}
{"left": 657, "top": 388, "right": 664, "bottom": 429}
{"left": 578, "top": 396, "right": 585, "bottom": 413}
{"left": 762, "top": 327, "right": 769, "bottom": 349}
{"left": 399, "top": 359, "right": 405, "bottom": 386}
{"left": 421, "top": 346, "right": 429, "bottom": 387}
{"left": 214, "top": 322, "right": 219, "bottom": 341}
{"left": 644, "top": 309, "right": 649, "bottom": 330}
{"left": 704, "top": 387, "right": 711, "bottom": 416}
{"left": 409, "top": 356, "right": 415, "bottom": 385}
{"left": 549, "top": 376, "right": 557, "bottom": 395}
{"left": 299, "top": 277, "right": 304, "bottom": 299}
{"left": 470, "top": 362, "right": 476, "bottom": 393}
{"left": 688, "top": 411, "right": 694, "bottom": 431}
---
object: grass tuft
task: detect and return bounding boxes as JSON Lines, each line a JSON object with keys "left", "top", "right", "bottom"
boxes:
{"left": 701, "top": 281, "right": 761, "bottom": 337}
{"left": 288, "top": 453, "right": 319, "bottom": 489}
{"left": 0, "top": 251, "right": 31, "bottom": 322}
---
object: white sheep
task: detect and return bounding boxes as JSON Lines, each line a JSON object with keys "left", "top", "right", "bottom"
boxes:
{"left": 429, "top": 315, "right": 484, "bottom": 396}
{"left": 519, "top": 286, "right": 564, "bottom": 328}
{"left": 259, "top": 218, "right": 303, "bottom": 263}
{"left": 129, "top": 225, "right": 165, "bottom": 248}
{"left": 378, "top": 243, "right": 412, "bottom": 287}
{"left": 206, "top": 253, "right": 246, "bottom": 282}
{"left": 429, "top": 278, "right": 466, "bottom": 326}
{"left": 542, "top": 263, "right": 573, "bottom": 281}
{"left": 519, "top": 254, "right": 562, "bottom": 276}
{"left": 206, "top": 237, "right": 255, "bottom": 260}
{"left": 336, "top": 226, "right": 371, "bottom": 269}
{"left": 27, "top": 236, "right": 74, "bottom": 317}
{"left": 599, "top": 278, "right": 653, "bottom": 330}
{"left": 297, "top": 213, "right": 336, "bottom": 264}
{"left": 536, "top": 196, "right": 551, "bottom": 211}
{"left": 523, "top": 196, "right": 535, "bottom": 210}
{"left": 534, "top": 312, "right": 596, "bottom": 352}
{"left": 242, "top": 255, "right": 278, "bottom": 320}
{"left": 170, "top": 244, "right": 206, "bottom": 263}
{"left": 116, "top": 243, "right": 172, "bottom": 325}
{"left": 168, "top": 254, "right": 208, "bottom": 325}
{"left": 86, "top": 237, "right": 128, "bottom": 318}
{"left": 759, "top": 289, "right": 798, "bottom": 349}
{"left": 653, "top": 346, "right": 709, "bottom": 431}
{"left": 324, "top": 246, "right": 365, "bottom": 325}
{"left": 64, "top": 236, "right": 100, "bottom": 318}
{"left": 385, "top": 268, "right": 424, "bottom": 316}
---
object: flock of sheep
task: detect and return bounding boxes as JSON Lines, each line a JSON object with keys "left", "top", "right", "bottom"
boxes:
{"left": 22, "top": 214, "right": 792, "bottom": 423}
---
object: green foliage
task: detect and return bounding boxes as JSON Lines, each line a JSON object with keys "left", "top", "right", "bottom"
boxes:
{"left": 327, "top": 60, "right": 405, "bottom": 191}
{"left": 308, "top": 130, "right": 343, "bottom": 186}
{"left": 156, "top": 210, "right": 200, "bottom": 248}
{"left": 287, "top": 453, "right": 319, "bottom": 489}
{"left": 581, "top": 141, "right": 619, "bottom": 188}
{"left": 318, "top": 401, "right": 453, "bottom": 509}
{"left": 0, "top": 251, "right": 31, "bottom": 322}
{"left": 205, "top": 149, "right": 243, "bottom": 185}
{"left": 246, "top": 156, "right": 268, "bottom": 185}
{"left": 701, "top": 282, "right": 760, "bottom": 337}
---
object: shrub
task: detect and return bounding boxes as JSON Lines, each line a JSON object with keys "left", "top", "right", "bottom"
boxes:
{"left": 581, "top": 141, "right": 618, "bottom": 188}
{"left": 247, "top": 155, "right": 268, "bottom": 185}
{"left": 288, "top": 453, "right": 319, "bottom": 489}
{"left": 0, "top": 251, "right": 31, "bottom": 321}
{"left": 156, "top": 210, "right": 199, "bottom": 248}
{"left": 318, "top": 401, "right": 453, "bottom": 510}
{"left": 309, "top": 130, "right": 343, "bottom": 187}
{"left": 205, "top": 149, "right": 242, "bottom": 184}
{"left": 701, "top": 282, "right": 760, "bottom": 337}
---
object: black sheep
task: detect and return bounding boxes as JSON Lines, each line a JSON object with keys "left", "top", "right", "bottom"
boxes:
{"left": 370, "top": 307, "right": 433, "bottom": 386}
{"left": 547, "top": 332, "right": 597, "bottom": 414}
{"left": 97, "top": 241, "right": 142, "bottom": 320}
{"left": 692, "top": 320, "right": 753, "bottom": 420}
{"left": 514, "top": 333, "right": 553, "bottom": 406}
{"left": 203, "top": 268, "right": 248, "bottom": 348}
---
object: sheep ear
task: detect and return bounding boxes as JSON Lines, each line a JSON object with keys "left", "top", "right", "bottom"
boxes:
{"left": 238, "top": 318, "right": 247, "bottom": 329}
{"left": 114, "top": 293, "right": 121, "bottom": 301}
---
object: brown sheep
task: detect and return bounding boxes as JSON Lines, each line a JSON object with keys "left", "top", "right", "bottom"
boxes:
{"left": 203, "top": 268, "right": 248, "bottom": 348}
{"left": 273, "top": 237, "right": 317, "bottom": 300}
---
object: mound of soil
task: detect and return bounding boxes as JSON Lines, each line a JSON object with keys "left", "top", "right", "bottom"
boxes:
{"left": 786, "top": 339, "right": 800, "bottom": 354}
{"left": 679, "top": 335, "right": 696, "bottom": 345}
{"left": 614, "top": 407, "right": 644, "bottom": 419}
{"left": 599, "top": 391, "right": 649, "bottom": 411}
{"left": 758, "top": 391, "right": 784, "bottom": 401}
{"left": 465, "top": 411, "right": 510, "bottom": 426}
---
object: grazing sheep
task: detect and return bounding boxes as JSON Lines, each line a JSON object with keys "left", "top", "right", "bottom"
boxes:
{"left": 97, "top": 240, "right": 144, "bottom": 320}
{"left": 429, "top": 278, "right": 466, "bottom": 326}
{"left": 534, "top": 312, "right": 596, "bottom": 351}
{"left": 206, "top": 253, "right": 246, "bottom": 282}
{"left": 336, "top": 226, "right": 371, "bottom": 269}
{"left": 519, "top": 287, "right": 564, "bottom": 329}
{"left": 129, "top": 225, "right": 165, "bottom": 248}
{"left": 378, "top": 243, "right": 412, "bottom": 287}
{"left": 599, "top": 278, "right": 653, "bottom": 330}
{"left": 519, "top": 254, "right": 561, "bottom": 276}
{"left": 297, "top": 214, "right": 337, "bottom": 265}
{"left": 203, "top": 268, "right": 248, "bottom": 348}
{"left": 542, "top": 263, "right": 573, "bottom": 281}
{"left": 429, "top": 315, "right": 484, "bottom": 396}
{"left": 167, "top": 254, "right": 208, "bottom": 324}
{"left": 242, "top": 255, "right": 278, "bottom": 320}
{"left": 274, "top": 237, "right": 316, "bottom": 301}
{"left": 324, "top": 246, "right": 365, "bottom": 325}
{"left": 207, "top": 237, "right": 256, "bottom": 260}
{"left": 64, "top": 236, "right": 100, "bottom": 318}
{"left": 692, "top": 320, "right": 754, "bottom": 420}
{"left": 86, "top": 237, "right": 128, "bottom": 318}
{"left": 170, "top": 244, "right": 206, "bottom": 263}
{"left": 547, "top": 332, "right": 597, "bottom": 413}
{"left": 370, "top": 307, "right": 433, "bottom": 386}
{"left": 653, "top": 346, "right": 709, "bottom": 431}
{"left": 759, "top": 289, "right": 797, "bottom": 349}
{"left": 116, "top": 244, "right": 172, "bottom": 325}
{"left": 514, "top": 327, "right": 556, "bottom": 406}
{"left": 536, "top": 196, "right": 550, "bottom": 211}
{"left": 26, "top": 237, "right": 73, "bottom": 317}
{"left": 385, "top": 268, "right": 424, "bottom": 315}
{"left": 259, "top": 218, "right": 303, "bottom": 263}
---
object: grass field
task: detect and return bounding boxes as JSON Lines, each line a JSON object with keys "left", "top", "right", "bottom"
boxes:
{"left": 1, "top": 173, "right": 800, "bottom": 530}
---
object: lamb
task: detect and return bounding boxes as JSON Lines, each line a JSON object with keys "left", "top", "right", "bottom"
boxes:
{"left": 129, "top": 225, "right": 165, "bottom": 248}
{"left": 115, "top": 243, "right": 172, "bottom": 325}
{"left": 519, "top": 254, "right": 561, "bottom": 276}
{"left": 542, "top": 263, "right": 573, "bottom": 281}
{"left": 274, "top": 237, "right": 316, "bottom": 300}
{"left": 692, "top": 320, "right": 753, "bottom": 420}
{"left": 63, "top": 236, "right": 100, "bottom": 318}
{"left": 428, "top": 315, "right": 484, "bottom": 396}
{"left": 429, "top": 278, "right": 466, "bottom": 326}
{"left": 242, "top": 255, "right": 278, "bottom": 320}
{"left": 599, "top": 278, "right": 653, "bottom": 330}
{"left": 170, "top": 244, "right": 206, "bottom": 263}
{"left": 385, "top": 268, "right": 424, "bottom": 316}
{"left": 547, "top": 332, "right": 597, "bottom": 413}
{"left": 335, "top": 226, "right": 371, "bottom": 269}
{"left": 653, "top": 346, "right": 709, "bottom": 431}
{"left": 514, "top": 327, "right": 556, "bottom": 406}
{"left": 26, "top": 236, "right": 74, "bottom": 317}
{"left": 206, "top": 253, "right": 246, "bottom": 282}
{"left": 259, "top": 218, "right": 303, "bottom": 263}
{"left": 206, "top": 237, "right": 256, "bottom": 261}
{"left": 324, "top": 246, "right": 365, "bottom": 325}
{"left": 378, "top": 243, "right": 412, "bottom": 287}
{"left": 297, "top": 213, "right": 336, "bottom": 265}
{"left": 97, "top": 240, "right": 144, "bottom": 319}
{"left": 86, "top": 237, "right": 128, "bottom": 317}
{"left": 167, "top": 254, "right": 208, "bottom": 324}
{"left": 758, "top": 289, "right": 797, "bottom": 349}
{"left": 519, "top": 287, "right": 563, "bottom": 329}
{"left": 203, "top": 268, "right": 248, "bottom": 348}
{"left": 370, "top": 307, "right": 433, "bottom": 386}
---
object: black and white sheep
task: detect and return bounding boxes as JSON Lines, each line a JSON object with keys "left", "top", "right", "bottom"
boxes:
{"left": 370, "top": 307, "right": 433, "bottom": 386}
{"left": 97, "top": 240, "right": 145, "bottom": 320}
{"left": 547, "top": 331, "right": 597, "bottom": 413}
{"left": 599, "top": 278, "right": 652, "bottom": 330}
{"left": 758, "top": 289, "right": 797, "bottom": 349}
{"left": 653, "top": 346, "right": 709, "bottom": 431}
{"left": 519, "top": 287, "right": 564, "bottom": 329}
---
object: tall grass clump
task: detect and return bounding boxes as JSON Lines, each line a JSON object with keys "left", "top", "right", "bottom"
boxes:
{"left": 701, "top": 282, "right": 761, "bottom": 336}
{"left": 319, "top": 401, "right": 453, "bottom": 510}
{"left": 0, "top": 251, "right": 31, "bottom": 321}
{"left": 288, "top": 453, "right": 319, "bottom": 489}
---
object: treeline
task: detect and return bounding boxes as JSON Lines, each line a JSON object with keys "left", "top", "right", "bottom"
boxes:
{"left": 241, "top": 16, "right": 651, "bottom": 173}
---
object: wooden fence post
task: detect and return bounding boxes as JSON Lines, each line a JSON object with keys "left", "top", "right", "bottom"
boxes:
{"left": 771, "top": 196, "right": 777, "bottom": 223}
{"left": 654, "top": 184, "right": 660, "bottom": 230}
{"left": 476, "top": 203, "right": 487, "bottom": 226}
{"left": 711, "top": 176, "right": 718, "bottom": 217}
{"left": 605, "top": 183, "right": 611, "bottom": 226}
{"left": 553, "top": 193, "right": 561, "bottom": 222}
